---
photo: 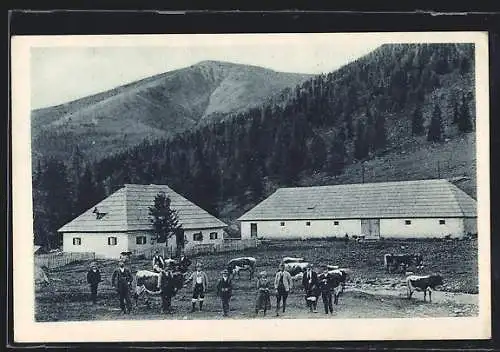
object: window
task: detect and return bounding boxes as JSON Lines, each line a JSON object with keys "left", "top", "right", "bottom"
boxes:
{"left": 405, "top": 220, "right": 412, "bottom": 225}
{"left": 73, "top": 237, "right": 81, "bottom": 245}
{"left": 136, "top": 236, "right": 147, "bottom": 245}
{"left": 280, "top": 222, "right": 285, "bottom": 226}
{"left": 439, "top": 219, "right": 446, "bottom": 225}
{"left": 193, "top": 232, "right": 203, "bottom": 241}
{"left": 209, "top": 232, "right": 218, "bottom": 240}
{"left": 108, "top": 237, "right": 117, "bottom": 246}
{"left": 333, "top": 221, "right": 339, "bottom": 226}
{"left": 306, "top": 221, "right": 311, "bottom": 226}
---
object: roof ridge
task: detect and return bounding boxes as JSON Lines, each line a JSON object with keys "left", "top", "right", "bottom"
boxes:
{"left": 278, "top": 178, "right": 446, "bottom": 191}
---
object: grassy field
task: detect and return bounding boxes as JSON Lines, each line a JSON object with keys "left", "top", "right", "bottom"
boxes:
{"left": 35, "top": 238, "right": 479, "bottom": 322}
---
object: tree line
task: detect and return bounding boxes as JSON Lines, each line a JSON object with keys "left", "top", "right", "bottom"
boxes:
{"left": 32, "top": 43, "right": 475, "bottom": 248}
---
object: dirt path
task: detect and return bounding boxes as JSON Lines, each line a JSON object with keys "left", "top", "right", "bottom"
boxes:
{"left": 349, "top": 286, "right": 478, "bottom": 305}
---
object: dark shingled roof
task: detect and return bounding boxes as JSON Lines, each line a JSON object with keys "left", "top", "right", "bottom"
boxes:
{"left": 58, "top": 184, "right": 227, "bottom": 233}
{"left": 237, "top": 179, "right": 477, "bottom": 221}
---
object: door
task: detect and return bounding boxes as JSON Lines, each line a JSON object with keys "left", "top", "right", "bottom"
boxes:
{"left": 360, "top": 219, "right": 380, "bottom": 237}
{"left": 250, "top": 223, "right": 258, "bottom": 238}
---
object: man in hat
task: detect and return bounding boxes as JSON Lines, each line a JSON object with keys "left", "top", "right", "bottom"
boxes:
{"left": 216, "top": 269, "right": 233, "bottom": 317}
{"left": 158, "top": 262, "right": 176, "bottom": 314}
{"left": 111, "top": 260, "right": 133, "bottom": 314}
{"left": 274, "top": 263, "right": 292, "bottom": 316}
{"left": 189, "top": 262, "right": 208, "bottom": 312}
{"left": 317, "top": 264, "right": 334, "bottom": 314}
{"left": 302, "top": 263, "right": 319, "bottom": 313}
{"left": 86, "top": 262, "right": 102, "bottom": 304}
{"left": 152, "top": 250, "right": 165, "bottom": 271}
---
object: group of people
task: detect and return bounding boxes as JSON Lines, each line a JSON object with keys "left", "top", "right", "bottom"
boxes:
{"left": 86, "top": 255, "right": 341, "bottom": 317}
{"left": 255, "top": 263, "right": 338, "bottom": 316}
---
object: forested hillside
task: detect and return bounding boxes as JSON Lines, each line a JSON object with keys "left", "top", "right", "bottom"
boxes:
{"left": 33, "top": 43, "right": 476, "bottom": 247}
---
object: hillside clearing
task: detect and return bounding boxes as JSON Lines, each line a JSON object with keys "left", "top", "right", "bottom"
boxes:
{"left": 35, "top": 239, "right": 478, "bottom": 322}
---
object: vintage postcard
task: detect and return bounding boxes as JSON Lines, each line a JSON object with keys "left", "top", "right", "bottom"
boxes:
{"left": 11, "top": 31, "right": 490, "bottom": 342}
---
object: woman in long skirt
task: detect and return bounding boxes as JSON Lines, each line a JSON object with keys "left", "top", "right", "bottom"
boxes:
{"left": 255, "top": 271, "right": 272, "bottom": 316}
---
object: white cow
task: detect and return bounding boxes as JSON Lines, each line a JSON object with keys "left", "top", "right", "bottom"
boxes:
{"left": 282, "top": 257, "right": 305, "bottom": 264}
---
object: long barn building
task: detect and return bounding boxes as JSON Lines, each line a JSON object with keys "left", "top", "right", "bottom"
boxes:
{"left": 238, "top": 179, "right": 477, "bottom": 240}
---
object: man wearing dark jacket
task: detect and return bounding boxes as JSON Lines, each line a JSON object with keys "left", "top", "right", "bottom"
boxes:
{"left": 302, "top": 264, "right": 319, "bottom": 313}
{"left": 158, "top": 264, "right": 177, "bottom": 313}
{"left": 111, "top": 260, "right": 133, "bottom": 314}
{"left": 317, "top": 264, "right": 334, "bottom": 314}
{"left": 217, "top": 269, "right": 233, "bottom": 317}
{"left": 86, "top": 262, "right": 102, "bottom": 304}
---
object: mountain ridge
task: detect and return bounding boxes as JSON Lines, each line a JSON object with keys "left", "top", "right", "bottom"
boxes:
{"left": 31, "top": 60, "right": 314, "bottom": 163}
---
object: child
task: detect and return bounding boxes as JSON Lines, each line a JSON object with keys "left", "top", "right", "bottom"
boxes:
{"left": 216, "top": 269, "right": 233, "bottom": 317}
{"left": 255, "top": 271, "right": 271, "bottom": 317}
{"left": 86, "top": 262, "right": 102, "bottom": 304}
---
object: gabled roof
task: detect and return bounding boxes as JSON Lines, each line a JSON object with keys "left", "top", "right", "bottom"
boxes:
{"left": 58, "top": 184, "right": 227, "bottom": 233}
{"left": 237, "top": 179, "right": 477, "bottom": 221}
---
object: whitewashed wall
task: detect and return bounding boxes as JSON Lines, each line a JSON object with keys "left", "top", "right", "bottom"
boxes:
{"left": 380, "top": 218, "right": 464, "bottom": 238}
{"left": 127, "top": 231, "right": 155, "bottom": 252}
{"left": 240, "top": 219, "right": 360, "bottom": 240}
{"left": 463, "top": 217, "right": 478, "bottom": 235}
{"left": 63, "top": 232, "right": 129, "bottom": 259}
{"left": 184, "top": 228, "right": 225, "bottom": 249}
{"left": 241, "top": 217, "right": 473, "bottom": 239}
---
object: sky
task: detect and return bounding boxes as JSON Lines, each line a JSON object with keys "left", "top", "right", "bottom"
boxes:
{"left": 30, "top": 34, "right": 391, "bottom": 109}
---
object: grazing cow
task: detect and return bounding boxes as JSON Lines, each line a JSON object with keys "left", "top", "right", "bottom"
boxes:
{"left": 227, "top": 257, "right": 256, "bottom": 280}
{"left": 406, "top": 274, "right": 443, "bottom": 302}
{"left": 328, "top": 268, "right": 351, "bottom": 293}
{"left": 318, "top": 269, "right": 344, "bottom": 310}
{"left": 284, "top": 262, "right": 310, "bottom": 277}
{"left": 282, "top": 257, "right": 305, "bottom": 264}
{"left": 384, "top": 253, "right": 424, "bottom": 273}
{"left": 133, "top": 270, "right": 184, "bottom": 306}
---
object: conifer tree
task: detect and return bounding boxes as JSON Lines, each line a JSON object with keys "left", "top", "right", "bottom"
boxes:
{"left": 427, "top": 103, "right": 444, "bottom": 142}
{"left": 411, "top": 106, "right": 425, "bottom": 136}
{"left": 149, "top": 191, "right": 182, "bottom": 246}
{"left": 458, "top": 94, "right": 473, "bottom": 133}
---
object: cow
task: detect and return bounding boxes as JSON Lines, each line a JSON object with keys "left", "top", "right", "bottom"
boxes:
{"left": 227, "top": 257, "right": 256, "bottom": 280}
{"left": 328, "top": 268, "right": 351, "bottom": 293}
{"left": 284, "top": 262, "right": 310, "bottom": 277}
{"left": 282, "top": 257, "right": 305, "bottom": 264}
{"left": 406, "top": 274, "right": 443, "bottom": 302}
{"left": 384, "top": 253, "right": 424, "bottom": 273}
{"left": 133, "top": 269, "right": 184, "bottom": 307}
{"left": 318, "top": 269, "right": 345, "bottom": 307}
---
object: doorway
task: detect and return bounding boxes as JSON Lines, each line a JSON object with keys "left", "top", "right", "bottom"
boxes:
{"left": 360, "top": 219, "right": 380, "bottom": 237}
{"left": 250, "top": 223, "right": 258, "bottom": 238}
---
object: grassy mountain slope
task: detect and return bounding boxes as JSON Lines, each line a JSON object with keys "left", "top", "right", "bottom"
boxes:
{"left": 31, "top": 60, "right": 313, "bottom": 163}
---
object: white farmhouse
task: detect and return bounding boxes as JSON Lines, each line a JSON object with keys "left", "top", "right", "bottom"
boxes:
{"left": 238, "top": 179, "right": 477, "bottom": 240}
{"left": 58, "top": 184, "right": 227, "bottom": 259}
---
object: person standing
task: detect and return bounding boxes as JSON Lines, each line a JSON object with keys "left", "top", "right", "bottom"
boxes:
{"left": 255, "top": 271, "right": 271, "bottom": 317}
{"left": 152, "top": 250, "right": 165, "bottom": 271}
{"left": 216, "top": 269, "right": 233, "bottom": 317}
{"left": 111, "top": 260, "right": 133, "bottom": 314}
{"left": 158, "top": 263, "right": 176, "bottom": 314}
{"left": 302, "top": 263, "right": 319, "bottom": 313}
{"left": 86, "top": 262, "right": 102, "bottom": 304}
{"left": 318, "top": 264, "right": 333, "bottom": 315}
{"left": 274, "top": 264, "right": 292, "bottom": 316}
{"left": 189, "top": 262, "right": 208, "bottom": 312}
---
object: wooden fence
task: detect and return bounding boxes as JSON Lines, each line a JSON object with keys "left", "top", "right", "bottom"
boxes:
{"left": 35, "top": 252, "right": 96, "bottom": 269}
{"left": 132, "top": 239, "right": 260, "bottom": 260}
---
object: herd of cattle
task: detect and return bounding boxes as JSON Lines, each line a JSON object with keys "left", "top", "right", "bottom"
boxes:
{"left": 133, "top": 252, "right": 444, "bottom": 309}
